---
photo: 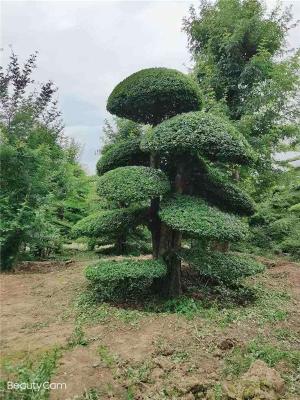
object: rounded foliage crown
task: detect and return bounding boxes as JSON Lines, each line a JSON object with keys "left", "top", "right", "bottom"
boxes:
{"left": 107, "top": 68, "right": 202, "bottom": 125}
{"left": 97, "top": 166, "right": 170, "bottom": 204}
{"left": 141, "top": 111, "right": 255, "bottom": 164}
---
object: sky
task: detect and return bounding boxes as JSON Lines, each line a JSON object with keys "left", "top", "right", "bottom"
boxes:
{"left": 1, "top": 0, "right": 300, "bottom": 173}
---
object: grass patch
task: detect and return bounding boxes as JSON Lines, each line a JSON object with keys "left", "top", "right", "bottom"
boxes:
{"left": 74, "top": 291, "right": 144, "bottom": 327}
{"left": 0, "top": 348, "right": 61, "bottom": 400}
{"left": 274, "top": 327, "right": 299, "bottom": 342}
{"left": 224, "top": 339, "right": 300, "bottom": 378}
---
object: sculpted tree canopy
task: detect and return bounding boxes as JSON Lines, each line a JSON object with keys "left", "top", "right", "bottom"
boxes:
{"left": 80, "top": 66, "right": 261, "bottom": 299}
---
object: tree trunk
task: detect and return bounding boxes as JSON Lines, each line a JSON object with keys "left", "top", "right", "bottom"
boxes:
{"left": 159, "top": 223, "right": 182, "bottom": 297}
{"left": 158, "top": 160, "right": 185, "bottom": 297}
{"left": 150, "top": 153, "right": 161, "bottom": 259}
{"left": 115, "top": 234, "right": 126, "bottom": 254}
{"left": 211, "top": 241, "right": 229, "bottom": 252}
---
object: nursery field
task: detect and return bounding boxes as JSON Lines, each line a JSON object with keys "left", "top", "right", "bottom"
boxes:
{"left": 1, "top": 254, "right": 299, "bottom": 400}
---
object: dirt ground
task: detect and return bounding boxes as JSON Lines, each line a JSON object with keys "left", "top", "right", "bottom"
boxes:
{"left": 1, "top": 257, "right": 299, "bottom": 399}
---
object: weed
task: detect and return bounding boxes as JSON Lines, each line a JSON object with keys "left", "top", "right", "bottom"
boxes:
{"left": 123, "top": 360, "right": 154, "bottom": 386}
{"left": 126, "top": 387, "right": 135, "bottom": 400}
{"left": 171, "top": 351, "right": 189, "bottom": 363}
{"left": 79, "top": 388, "right": 101, "bottom": 399}
{"left": 67, "top": 324, "right": 88, "bottom": 347}
{"left": 212, "top": 383, "right": 224, "bottom": 400}
{"left": 274, "top": 328, "right": 299, "bottom": 342}
{"left": 98, "top": 345, "right": 116, "bottom": 368}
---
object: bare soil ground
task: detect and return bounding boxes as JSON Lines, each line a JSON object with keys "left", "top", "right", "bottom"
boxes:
{"left": 1, "top": 257, "right": 299, "bottom": 399}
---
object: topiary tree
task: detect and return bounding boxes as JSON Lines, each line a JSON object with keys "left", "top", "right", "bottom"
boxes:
{"left": 88, "top": 66, "right": 258, "bottom": 298}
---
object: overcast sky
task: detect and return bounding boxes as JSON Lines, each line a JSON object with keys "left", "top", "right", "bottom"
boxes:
{"left": 1, "top": 0, "right": 299, "bottom": 173}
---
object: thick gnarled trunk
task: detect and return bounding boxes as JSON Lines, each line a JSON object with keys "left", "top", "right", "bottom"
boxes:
{"left": 159, "top": 223, "right": 182, "bottom": 297}
{"left": 150, "top": 153, "right": 185, "bottom": 297}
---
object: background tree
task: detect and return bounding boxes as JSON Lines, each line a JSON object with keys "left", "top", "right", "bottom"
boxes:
{"left": 0, "top": 52, "right": 90, "bottom": 269}
{"left": 183, "top": 0, "right": 300, "bottom": 194}
{"left": 85, "top": 67, "right": 261, "bottom": 299}
{"left": 248, "top": 165, "right": 300, "bottom": 259}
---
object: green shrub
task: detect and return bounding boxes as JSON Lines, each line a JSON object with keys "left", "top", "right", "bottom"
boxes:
{"left": 181, "top": 248, "right": 265, "bottom": 285}
{"left": 96, "top": 138, "right": 148, "bottom": 176}
{"left": 107, "top": 68, "right": 201, "bottom": 125}
{"left": 141, "top": 111, "right": 255, "bottom": 164}
{"left": 97, "top": 166, "right": 170, "bottom": 204}
{"left": 160, "top": 195, "right": 248, "bottom": 242}
{"left": 85, "top": 259, "right": 167, "bottom": 300}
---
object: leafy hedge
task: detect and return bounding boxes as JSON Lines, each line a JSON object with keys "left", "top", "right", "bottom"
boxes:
{"left": 96, "top": 137, "right": 148, "bottom": 176}
{"left": 97, "top": 166, "right": 170, "bottom": 204}
{"left": 141, "top": 111, "right": 255, "bottom": 164}
{"left": 107, "top": 68, "right": 201, "bottom": 125}
{"left": 85, "top": 258, "right": 167, "bottom": 300}
{"left": 72, "top": 207, "right": 145, "bottom": 238}
{"left": 159, "top": 195, "right": 248, "bottom": 242}
{"left": 194, "top": 161, "right": 255, "bottom": 216}
{"left": 181, "top": 249, "right": 265, "bottom": 284}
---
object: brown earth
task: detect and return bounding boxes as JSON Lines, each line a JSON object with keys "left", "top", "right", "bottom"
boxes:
{"left": 0, "top": 257, "right": 299, "bottom": 399}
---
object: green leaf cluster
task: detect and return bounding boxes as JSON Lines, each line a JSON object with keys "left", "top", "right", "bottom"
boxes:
{"left": 160, "top": 195, "right": 248, "bottom": 242}
{"left": 181, "top": 249, "right": 265, "bottom": 285}
{"left": 107, "top": 68, "right": 201, "bottom": 125}
{"left": 72, "top": 206, "right": 146, "bottom": 238}
{"left": 193, "top": 161, "right": 255, "bottom": 216}
{"left": 97, "top": 166, "right": 170, "bottom": 204}
{"left": 141, "top": 111, "right": 254, "bottom": 164}
{"left": 85, "top": 258, "right": 167, "bottom": 300}
{"left": 96, "top": 137, "right": 148, "bottom": 176}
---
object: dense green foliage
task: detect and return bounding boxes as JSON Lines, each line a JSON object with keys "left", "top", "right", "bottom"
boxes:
{"left": 72, "top": 207, "right": 146, "bottom": 238}
{"left": 97, "top": 166, "right": 170, "bottom": 204}
{"left": 182, "top": 249, "right": 264, "bottom": 285}
{"left": 193, "top": 161, "right": 255, "bottom": 216}
{"left": 183, "top": 0, "right": 300, "bottom": 200}
{"left": 183, "top": 0, "right": 300, "bottom": 123}
{"left": 248, "top": 169, "right": 300, "bottom": 258}
{"left": 160, "top": 195, "right": 248, "bottom": 242}
{"left": 141, "top": 111, "right": 255, "bottom": 164}
{"left": 107, "top": 68, "right": 202, "bottom": 125}
{"left": 0, "top": 53, "right": 90, "bottom": 269}
{"left": 96, "top": 137, "right": 148, "bottom": 176}
{"left": 85, "top": 259, "right": 167, "bottom": 300}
